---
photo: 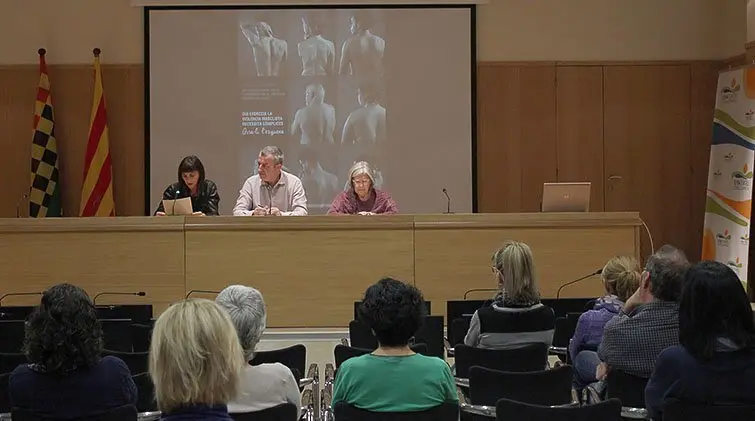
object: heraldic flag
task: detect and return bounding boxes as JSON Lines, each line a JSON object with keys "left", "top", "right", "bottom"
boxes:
{"left": 30, "top": 48, "right": 62, "bottom": 218}
{"left": 80, "top": 48, "right": 115, "bottom": 217}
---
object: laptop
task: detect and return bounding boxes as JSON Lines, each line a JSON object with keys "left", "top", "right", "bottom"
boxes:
{"left": 541, "top": 182, "right": 591, "bottom": 212}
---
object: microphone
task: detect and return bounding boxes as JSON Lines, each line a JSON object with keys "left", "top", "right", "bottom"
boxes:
{"left": 171, "top": 188, "right": 182, "bottom": 215}
{"left": 555, "top": 268, "right": 603, "bottom": 299}
{"left": 0, "top": 291, "right": 42, "bottom": 306}
{"left": 16, "top": 193, "right": 29, "bottom": 218}
{"left": 442, "top": 188, "right": 453, "bottom": 214}
{"left": 463, "top": 288, "right": 498, "bottom": 300}
{"left": 92, "top": 291, "right": 146, "bottom": 306}
{"left": 266, "top": 184, "right": 274, "bottom": 215}
{"left": 185, "top": 289, "right": 220, "bottom": 299}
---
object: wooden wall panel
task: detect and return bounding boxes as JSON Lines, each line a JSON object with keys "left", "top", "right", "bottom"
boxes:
{"left": 0, "top": 65, "right": 144, "bottom": 218}
{"left": 556, "top": 66, "right": 605, "bottom": 211}
{"left": 603, "top": 65, "right": 692, "bottom": 258}
{"left": 477, "top": 64, "right": 557, "bottom": 213}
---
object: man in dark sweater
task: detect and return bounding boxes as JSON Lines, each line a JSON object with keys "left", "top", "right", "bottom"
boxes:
{"left": 596, "top": 245, "right": 690, "bottom": 379}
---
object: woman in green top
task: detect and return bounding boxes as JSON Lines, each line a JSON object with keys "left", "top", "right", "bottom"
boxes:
{"left": 332, "top": 278, "right": 458, "bottom": 412}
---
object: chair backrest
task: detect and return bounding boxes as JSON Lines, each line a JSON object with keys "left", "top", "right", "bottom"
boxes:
{"left": 230, "top": 403, "right": 299, "bottom": 421}
{"left": 0, "top": 372, "right": 10, "bottom": 413}
{"left": 446, "top": 301, "right": 485, "bottom": 345}
{"left": 469, "top": 364, "right": 573, "bottom": 406}
{"left": 0, "top": 321, "right": 25, "bottom": 353}
{"left": 96, "top": 305, "right": 153, "bottom": 323}
{"left": 12, "top": 405, "right": 138, "bottom": 421}
{"left": 0, "top": 306, "right": 35, "bottom": 321}
{"left": 131, "top": 372, "right": 157, "bottom": 412}
{"left": 413, "top": 316, "right": 445, "bottom": 358}
{"left": 450, "top": 317, "right": 472, "bottom": 348}
{"left": 540, "top": 298, "right": 593, "bottom": 318}
{"left": 100, "top": 319, "right": 134, "bottom": 352}
{"left": 348, "top": 320, "right": 379, "bottom": 350}
{"left": 130, "top": 322, "right": 154, "bottom": 353}
{"left": 333, "top": 401, "right": 458, "bottom": 421}
{"left": 551, "top": 313, "right": 581, "bottom": 349}
{"left": 663, "top": 398, "right": 755, "bottom": 421}
{"left": 334, "top": 344, "right": 428, "bottom": 369}
{"left": 454, "top": 343, "right": 549, "bottom": 378}
{"left": 103, "top": 351, "right": 149, "bottom": 376}
{"left": 251, "top": 344, "right": 306, "bottom": 384}
{"left": 495, "top": 397, "right": 622, "bottom": 421}
{"left": 605, "top": 369, "right": 649, "bottom": 408}
{"left": 0, "top": 352, "right": 27, "bottom": 375}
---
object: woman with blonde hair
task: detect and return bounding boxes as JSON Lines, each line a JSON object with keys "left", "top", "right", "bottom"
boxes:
{"left": 464, "top": 241, "right": 555, "bottom": 349}
{"left": 569, "top": 256, "right": 641, "bottom": 389}
{"left": 149, "top": 299, "right": 245, "bottom": 421}
{"left": 327, "top": 161, "right": 397, "bottom": 215}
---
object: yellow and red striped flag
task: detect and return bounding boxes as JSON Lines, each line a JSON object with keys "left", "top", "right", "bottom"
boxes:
{"left": 30, "top": 48, "right": 62, "bottom": 218}
{"left": 80, "top": 48, "right": 115, "bottom": 217}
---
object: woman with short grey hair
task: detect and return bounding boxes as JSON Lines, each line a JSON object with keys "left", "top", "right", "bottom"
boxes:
{"left": 216, "top": 285, "right": 301, "bottom": 416}
{"left": 327, "top": 161, "right": 398, "bottom": 215}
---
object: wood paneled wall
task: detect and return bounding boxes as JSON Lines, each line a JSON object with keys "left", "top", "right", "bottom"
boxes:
{"left": 0, "top": 61, "right": 720, "bottom": 260}
{"left": 477, "top": 61, "right": 720, "bottom": 260}
{"left": 0, "top": 65, "right": 144, "bottom": 218}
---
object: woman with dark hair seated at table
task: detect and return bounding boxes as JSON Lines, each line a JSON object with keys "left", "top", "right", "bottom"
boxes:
{"left": 332, "top": 278, "right": 457, "bottom": 411}
{"left": 327, "top": 161, "right": 397, "bottom": 215}
{"left": 645, "top": 261, "right": 755, "bottom": 420}
{"left": 155, "top": 155, "right": 220, "bottom": 216}
{"left": 9, "top": 284, "right": 137, "bottom": 419}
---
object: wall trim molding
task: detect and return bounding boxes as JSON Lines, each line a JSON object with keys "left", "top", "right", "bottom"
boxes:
{"left": 132, "top": 0, "right": 486, "bottom": 5}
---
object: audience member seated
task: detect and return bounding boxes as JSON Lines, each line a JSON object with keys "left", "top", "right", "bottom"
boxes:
{"left": 645, "top": 261, "right": 755, "bottom": 420}
{"left": 215, "top": 285, "right": 301, "bottom": 416}
{"left": 9, "top": 283, "right": 137, "bottom": 418}
{"left": 150, "top": 299, "right": 244, "bottom": 421}
{"left": 570, "top": 256, "right": 640, "bottom": 388}
{"left": 332, "top": 278, "right": 457, "bottom": 411}
{"left": 464, "top": 240, "right": 555, "bottom": 349}
{"left": 596, "top": 245, "right": 690, "bottom": 381}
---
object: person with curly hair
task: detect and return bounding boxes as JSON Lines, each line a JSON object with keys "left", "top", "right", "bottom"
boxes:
{"left": 332, "top": 278, "right": 457, "bottom": 412}
{"left": 9, "top": 283, "right": 137, "bottom": 418}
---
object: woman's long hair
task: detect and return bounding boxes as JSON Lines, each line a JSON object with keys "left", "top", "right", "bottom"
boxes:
{"left": 23, "top": 284, "right": 103, "bottom": 375}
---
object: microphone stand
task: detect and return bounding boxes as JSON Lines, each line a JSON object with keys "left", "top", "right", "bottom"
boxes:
{"left": 555, "top": 269, "right": 602, "bottom": 299}
{"left": 92, "top": 291, "right": 147, "bottom": 306}
{"left": 0, "top": 291, "right": 42, "bottom": 307}
{"left": 463, "top": 288, "right": 498, "bottom": 300}
{"left": 442, "top": 188, "right": 453, "bottom": 214}
{"left": 185, "top": 290, "right": 220, "bottom": 299}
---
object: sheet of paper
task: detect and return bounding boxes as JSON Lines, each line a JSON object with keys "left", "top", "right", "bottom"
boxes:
{"left": 161, "top": 197, "right": 193, "bottom": 215}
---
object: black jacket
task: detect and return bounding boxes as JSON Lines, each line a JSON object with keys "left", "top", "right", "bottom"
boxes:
{"left": 154, "top": 179, "right": 220, "bottom": 215}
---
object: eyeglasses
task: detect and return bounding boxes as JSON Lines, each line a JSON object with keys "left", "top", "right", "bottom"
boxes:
{"left": 352, "top": 178, "right": 371, "bottom": 185}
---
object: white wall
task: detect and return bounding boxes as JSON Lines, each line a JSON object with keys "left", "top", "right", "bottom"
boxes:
{"left": 0, "top": 0, "right": 745, "bottom": 64}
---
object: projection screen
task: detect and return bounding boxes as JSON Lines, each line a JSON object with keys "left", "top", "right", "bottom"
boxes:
{"left": 146, "top": 5, "right": 475, "bottom": 215}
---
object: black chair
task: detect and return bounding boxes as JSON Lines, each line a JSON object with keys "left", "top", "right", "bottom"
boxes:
{"left": 334, "top": 401, "right": 458, "bottom": 421}
{"left": 605, "top": 370, "right": 649, "bottom": 408}
{"left": 449, "top": 317, "right": 472, "bottom": 350}
{"left": 100, "top": 319, "right": 134, "bottom": 352}
{"left": 0, "top": 352, "right": 27, "bottom": 375}
{"left": 103, "top": 350, "right": 149, "bottom": 376}
{"left": 541, "top": 298, "right": 594, "bottom": 318}
{"left": 354, "top": 301, "right": 431, "bottom": 320}
{"left": 130, "top": 322, "right": 154, "bottom": 353}
{"left": 251, "top": 344, "right": 306, "bottom": 386}
{"left": 663, "top": 398, "right": 755, "bottom": 421}
{"left": 413, "top": 316, "right": 445, "bottom": 358}
{"left": 0, "top": 306, "right": 35, "bottom": 321}
{"left": 0, "top": 320, "right": 25, "bottom": 353}
{"left": 230, "top": 403, "right": 299, "bottom": 421}
{"left": 12, "top": 405, "right": 138, "bottom": 421}
{"left": 469, "top": 365, "right": 573, "bottom": 407}
{"left": 132, "top": 372, "right": 157, "bottom": 412}
{"left": 0, "top": 372, "right": 10, "bottom": 413}
{"left": 550, "top": 313, "right": 581, "bottom": 363}
{"left": 495, "top": 397, "right": 622, "bottom": 421}
{"left": 446, "top": 300, "right": 485, "bottom": 345}
{"left": 334, "top": 344, "right": 428, "bottom": 369}
{"left": 97, "top": 305, "right": 153, "bottom": 323}
{"left": 348, "top": 320, "right": 378, "bottom": 350}
{"left": 454, "top": 343, "right": 549, "bottom": 378}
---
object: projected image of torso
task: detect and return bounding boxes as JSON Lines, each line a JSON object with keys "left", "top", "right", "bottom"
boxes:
{"left": 341, "top": 32, "right": 385, "bottom": 78}
{"left": 299, "top": 36, "right": 335, "bottom": 76}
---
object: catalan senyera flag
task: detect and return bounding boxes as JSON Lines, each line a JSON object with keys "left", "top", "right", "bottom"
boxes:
{"left": 30, "top": 48, "right": 62, "bottom": 218}
{"left": 80, "top": 48, "right": 115, "bottom": 217}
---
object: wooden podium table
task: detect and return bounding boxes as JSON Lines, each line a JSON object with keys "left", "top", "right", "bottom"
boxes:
{"left": 0, "top": 212, "right": 641, "bottom": 327}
